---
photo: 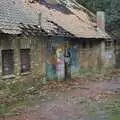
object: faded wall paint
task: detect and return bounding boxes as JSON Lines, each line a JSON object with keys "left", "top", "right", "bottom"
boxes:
{"left": 0, "top": 34, "right": 45, "bottom": 81}
{"left": 46, "top": 36, "right": 65, "bottom": 80}
{"left": 104, "top": 49, "right": 115, "bottom": 68}
{"left": 0, "top": 34, "right": 115, "bottom": 82}
{"left": 45, "top": 37, "right": 81, "bottom": 80}
{"left": 70, "top": 45, "right": 80, "bottom": 73}
{"left": 79, "top": 41, "right": 102, "bottom": 69}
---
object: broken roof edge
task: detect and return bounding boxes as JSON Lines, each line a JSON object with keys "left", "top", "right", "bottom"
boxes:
{"left": 71, "top": 0, "right": 96, "bottom": 18}
{"left": 0, "top": 24, "right": 111, "bottom": 39}
{"left": 0, "top": 28, "right": 110, "bottom": 40}
{"left": 0, "top": 28, "right": 21, "bottom": 35}
{"left": 97, "top": 28, "right": 111, "bottom": 39}
{"left": 0, "top": 23, "right": 111, "bottom": 39}
{"left": 42, "top": 33, "right": 110, "bottom": 40}
{"left": 58, "top": 0, "right": 96, "bottom": 22}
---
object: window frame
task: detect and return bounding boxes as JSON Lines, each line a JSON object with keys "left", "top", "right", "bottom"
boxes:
{"left": 20, "top": 49, "right": 31, "bottom": 73}
{"left": 2, "top": 49, "right": 14, "bottom": 75}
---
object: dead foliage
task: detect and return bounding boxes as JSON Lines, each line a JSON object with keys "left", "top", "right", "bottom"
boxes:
{"left": 0, "top": 68, "right": 120, "bottom": 117}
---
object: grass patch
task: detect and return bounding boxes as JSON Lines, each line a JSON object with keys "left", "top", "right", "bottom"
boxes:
{"left": 103, "top": 96, "right": 120, "bottom": 120}
{"left": 0, "top": 77, "right": 44, "bottom": 117}
{"left": 72, "top": 68, "right": 120, "bottom": 82}
{"left": 0, "top": 68, "right": 120, "bottom": 118}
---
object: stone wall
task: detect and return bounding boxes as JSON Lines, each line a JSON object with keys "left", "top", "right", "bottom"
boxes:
{"left": 0, "top": 34, "right": 115, "bottom": 81}
{"left": 79, "top": 40, "right": 115, "bottom": 70}
{"left": 104, "top": 49, "right": 115, "bottom": 68}
{"left": 80, "top": 49, "right": 100, "bottom": 68}
{"left": 0, "top": 34, "right": 45, "bottom": 81}
{"left": 79, "top": 40, "right": 102, "bottom": 69}
{"left": 30, "top": 36, "right": 46, "bottom": 77}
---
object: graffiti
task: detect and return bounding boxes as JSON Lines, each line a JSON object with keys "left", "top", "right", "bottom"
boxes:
{"left": 56, "top": 47, "right": 65, "bottom": 79}
{"left": 46, "top": 38, "right": 80, "bottom": 79}
{"left": 105, "top": 51, "right": 113, "bottom": 60}
{"left": 70, "top": 45, "right": 80, "bottom": 73}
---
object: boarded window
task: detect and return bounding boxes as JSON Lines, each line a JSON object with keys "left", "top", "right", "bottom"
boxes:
{"left": 20, "top": 49, "right": 31, "bottom": 73}
{"left": 2, "top": 50, "right": 14, "bottom": 75}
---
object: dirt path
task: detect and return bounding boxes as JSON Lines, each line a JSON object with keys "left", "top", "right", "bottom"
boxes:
{"left": 4, "top": 77, "right": 120, "bottom": 120}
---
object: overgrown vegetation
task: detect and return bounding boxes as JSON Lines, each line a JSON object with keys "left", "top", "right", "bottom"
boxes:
{"left": 72, "top": 67, "right": 115, "bottom": 81}
{"left": 0, "top": 78, "right": 43, "bottom": 118}
{"left": 104, "top": 96, "right": 120, "bottom": 120}
{"left": 0, "top": 69, "right": 120, "bottom": 118}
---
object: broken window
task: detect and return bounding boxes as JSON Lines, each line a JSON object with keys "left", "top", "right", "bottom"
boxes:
{"left": 20, "top": 49, "right": 31, "bottom": 73}
{"left": 2, "top": 50, "right": 14, "bottom": 75}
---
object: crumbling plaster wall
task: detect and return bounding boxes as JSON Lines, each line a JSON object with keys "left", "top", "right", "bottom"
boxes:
{"left": 79, "top": 40, "right": 115, "bottom": 70}
{"left": 79, "top": 41, "right": 101, "bottom": 69}
{"left": 0, "top": 34, "right": 45, "bottom": 80}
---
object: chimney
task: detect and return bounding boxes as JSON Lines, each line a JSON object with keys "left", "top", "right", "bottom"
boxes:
{"left": 38, "top": 12, "right": 42, "bottom": 28}
{"left": 97, "top": 11, "right": 105, "bottom": 32}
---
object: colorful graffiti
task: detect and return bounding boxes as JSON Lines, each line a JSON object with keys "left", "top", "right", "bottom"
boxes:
{"left": 46, "top": 37, "right": 80, "bottom": 80}
{"left": 56, "top": 47, "right": 65, "bottom": 79}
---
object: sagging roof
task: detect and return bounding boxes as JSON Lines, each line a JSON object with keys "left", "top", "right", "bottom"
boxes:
{"left": 0, "top": 0, "right": 110, "bottom": 39}
{"left": 24, "top": 0, "right": 110, "bottom": 38}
